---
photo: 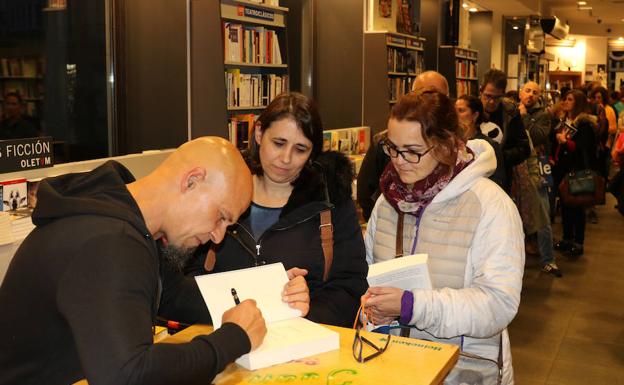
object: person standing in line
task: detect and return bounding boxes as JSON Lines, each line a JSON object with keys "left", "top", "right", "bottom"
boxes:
{"left": 454, "top": 94, "right": 505, "bottom": 188}
{"left": 519, "top": 81, "right": 562, "bottom": 277}
{"left": 552, "top": 90, "right": 598, "bottom": 257}
{"left": 479, "top": 69, "right": 531, "bottom": 193}
{"left": 187, "top": 92, "right": 369, "bottom": 327}
{"left": 364, "top": 92, "right": 524, "bottom": 385}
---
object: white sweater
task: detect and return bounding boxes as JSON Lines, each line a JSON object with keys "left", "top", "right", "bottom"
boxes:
{"left": 365, "top": 139, "right": 525, "bottom": 385}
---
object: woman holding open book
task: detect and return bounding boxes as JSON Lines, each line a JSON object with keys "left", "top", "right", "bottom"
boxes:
{"left": 363, "top": 91, "right": 524, "bottom": 385}
{"left": 188, "top": 92, "right": 368, "bottom": 327}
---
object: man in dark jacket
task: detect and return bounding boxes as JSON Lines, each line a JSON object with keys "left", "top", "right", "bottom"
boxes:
{"left": 0, "top": 92, "right": 38, "bottom": 140}
{"left": 0, "top": 137, "right": 267, "bottom": 385}
{"left": 480, "top": 69, "right": 531, "bottom": 193}
{"left": 519, "top": 81, "right": 562, "bottom": 277}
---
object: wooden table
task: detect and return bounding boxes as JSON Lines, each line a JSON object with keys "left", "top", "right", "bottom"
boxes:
{"left": 163, "top": 324, "right": 459, "bottom": 385}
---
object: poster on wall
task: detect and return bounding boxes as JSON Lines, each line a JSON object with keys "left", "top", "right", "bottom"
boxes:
{"left": 615, "top": 72, "right": 624, "bottom": 91}
{"left": 396, "top": 0, "right": 413, "bottom": 35}
{"left": 379, "top": 0, "right": 391, "bottom": 18}
{"left": 585, "top": 64, "right": 597, "bottom": 82}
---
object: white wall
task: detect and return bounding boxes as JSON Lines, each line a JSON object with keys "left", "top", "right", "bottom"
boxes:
{"left": 546, "top": 36, "right": 587, "bottom": 81}
{"left": 491, "top": 10, "right": 503, "bottom": 69}
{"left": 586, "top": 37, "right": 608, "bottom": 65}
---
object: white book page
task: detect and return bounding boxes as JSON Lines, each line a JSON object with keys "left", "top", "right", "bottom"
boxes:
{"left": 367, "top": 254, "right": 432, "bottom": 291}
{"left": 195, "top": 262, "right": 301, "bottom": 328}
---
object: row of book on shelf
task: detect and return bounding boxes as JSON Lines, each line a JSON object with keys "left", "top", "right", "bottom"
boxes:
{"left": 223, "top": 22, "right": 283, "bottom": 65}
{"left": 388, "top": 77, "right": 414, "bottom": 102}
{"left": 456, "top": 80, "right": 476, "bottom": 97}
{"left": 0, "top": 58, "right": 43, "bottom": 78}
{"left": 225, "top": 70, "right": 289, "bottom": 108}
{"left": 455, "top": 59, "right": 477, "bottom": 79}
{"left": 1, "top": 82, "right": 43, "bottom": 100}
{"left": 387, "top": 48, "right": 422, "bottom": 74}
{"left": 229, "top": 115, "right": 370, "bottom": 159}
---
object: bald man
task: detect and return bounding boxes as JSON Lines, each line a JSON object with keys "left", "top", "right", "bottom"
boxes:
{"left": 0, "top": 137, "right": 267, "bottom": 385}
{"left": 411, "top": 70, "right": 450, "bottom": 96}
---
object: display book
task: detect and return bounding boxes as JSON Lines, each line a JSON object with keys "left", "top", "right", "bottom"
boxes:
{"left": 0, "top": 177, "right": 39, "bottom": 245}
{"left": 195, "top": 262, "right": 339, "bottom": 370}
{"left": 365, "top": 254, "right": 432, "bottom": 331}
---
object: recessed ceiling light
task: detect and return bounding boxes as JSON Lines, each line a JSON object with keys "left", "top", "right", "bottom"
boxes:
{"left": 619, "top": 37, "right": 624, "bottom": 41}
{"left": 469, "top": 7, "right": 478, "bottom": 12}
{"left": 577, "top": 1, "right": 587, "bottom": 5}
{"left": 578, "top": 5, "right": 592, "bottom": 10}
{"left": 462, "top": 3, "right": 469, "bottom": 8}
{"left": 512, "top": 26, "right": 519, "bottom": 30}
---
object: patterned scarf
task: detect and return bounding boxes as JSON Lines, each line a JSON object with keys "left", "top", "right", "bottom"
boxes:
{"left": 380, "top": 145, "right": 475, "bottom": 216}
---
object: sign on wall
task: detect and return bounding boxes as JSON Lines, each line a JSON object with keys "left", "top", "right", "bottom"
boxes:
{"left": 0, "top": 137, "right": 54, "bottom": 173}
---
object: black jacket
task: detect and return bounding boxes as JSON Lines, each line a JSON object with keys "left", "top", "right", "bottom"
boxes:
{"left": 0, "top": 161, "right": 250, "bottom": 385}
{"left": 356, "top": 133, "right": 390, "bottom": 221}
{"left": 489, "top": 99, "right": 531, "bottom": 192}
{"left": 552, "top": 114, "right": 598, "bottom": 185}
{"left": 190, "top": 152, "right": 368, "bottom": 327}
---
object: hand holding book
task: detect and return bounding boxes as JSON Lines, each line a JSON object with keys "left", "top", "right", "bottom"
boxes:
{"left": 283, "top": 267, "right": 310, "bottom": 316}
{"left": 363, "top": 287, "right": 403, "bottom": 326}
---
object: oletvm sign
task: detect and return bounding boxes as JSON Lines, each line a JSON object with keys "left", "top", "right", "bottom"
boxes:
{"left": 0, "top": 137, "right": 54, "bottom": 173}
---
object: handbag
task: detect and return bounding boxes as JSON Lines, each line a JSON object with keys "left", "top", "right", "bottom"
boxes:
{"left": 558, "top": 145, "right": 606, "bottom": 207}
{"left": 524, "top": 129, "right": 548, "bottom": 189}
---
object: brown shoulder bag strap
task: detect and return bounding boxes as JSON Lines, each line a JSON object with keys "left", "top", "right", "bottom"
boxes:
{"left": 395, "top": 212, "right": 405, "bottom": 258}
{"left": 319, "top": 209, "right": 334, "bottom": 281}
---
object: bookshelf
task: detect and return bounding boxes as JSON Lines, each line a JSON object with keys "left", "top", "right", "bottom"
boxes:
{"left": 363, "top": 32, "right": 425, "bottom": 135}
{"left": 220, "top": 0, "right": 290, "bottom": 149}
{"left": 438, "top": 46, "right": 479, "bottom": 98}
{"left": 0, "top": 57, "right": 45, "bottom": 117}
{"left": 547, "top": 71, "right": 582, "bottom": 92}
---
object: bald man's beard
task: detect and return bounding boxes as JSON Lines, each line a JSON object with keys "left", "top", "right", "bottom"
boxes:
{"left": 159, "top": 243, "right": 197, "bottom": 272}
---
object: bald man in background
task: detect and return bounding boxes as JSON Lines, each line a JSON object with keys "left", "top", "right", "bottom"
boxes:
{"left": 0, "top": 137, "right": 267, "bottom": 385}
{"left": 357, "top": 71, "right": 449, "bottom": 220}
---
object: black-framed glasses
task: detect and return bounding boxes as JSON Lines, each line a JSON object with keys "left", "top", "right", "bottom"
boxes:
{"left": 352, "top": 307, "right": 391, "bottom": 363}
{"left": 381, "top": 140, "right": 433, "bottom": 164}
{"left": 481, "top": 92, "right": 504, "bottom": 102}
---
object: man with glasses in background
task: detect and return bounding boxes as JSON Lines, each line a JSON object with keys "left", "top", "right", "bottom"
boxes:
{"left": 480, "top": 69, "right": 530, "bottom": 193}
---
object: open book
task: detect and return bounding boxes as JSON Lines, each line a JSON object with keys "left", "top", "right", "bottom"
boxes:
{"left": 367, "top": 254, "right": 432, "bottom": 290}
{"left": 195, "top": 263, "right": 339, "bottom": 370}
{"left": 366, "top": 254, "right": 432, "bottom": 332}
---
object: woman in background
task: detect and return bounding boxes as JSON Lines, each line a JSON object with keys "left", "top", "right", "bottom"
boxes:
{"left": 552, "top": 89, "right": 598, "bottom": 257}
{"left": 188, "top": 92, "right": 368, "bottom": 327}
{"left": 364, "top": 92, "right": 524, "bottom": 384}
{"left": 455, "top": 94, "right": 505, "bottom": 187}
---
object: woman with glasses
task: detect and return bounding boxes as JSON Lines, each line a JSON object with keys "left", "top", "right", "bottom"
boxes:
{"left": 187, "top": 92, "right": 368, "bottom": 327}
{"left": 363, "top": 92, "right": 524, "bottom": 384}
{"left": 552, "top": 89, "right": 598, "bottom": 257}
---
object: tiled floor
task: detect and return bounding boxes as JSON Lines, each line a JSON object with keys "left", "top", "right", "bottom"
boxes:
{"left": 509, "top": 195, "right": 624, "bottom": 384}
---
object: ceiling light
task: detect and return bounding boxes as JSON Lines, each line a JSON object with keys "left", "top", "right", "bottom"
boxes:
{"left": 469, "top": 7, "right": 478, "bottom": 12}
{"left": 578, "top": 5, "right": 592, "bottom": 10}
{"left": 577, "top": 1, "right": 587, "bottom": 5}
{"left": 462, "top": 3, "right": 468, "bottom": 8}
{"left": 619, "top": 37, "right": 624, "bottom": 41}
{"left": 512, "top": 26, "right": 519, "bottom": 30}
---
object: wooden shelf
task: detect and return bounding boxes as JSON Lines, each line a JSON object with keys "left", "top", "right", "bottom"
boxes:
{"left": 227, "top": 105, "right": 267, "bottom": 111}
{"left": 224, "top": 62, "right": 287, "bottom": 68}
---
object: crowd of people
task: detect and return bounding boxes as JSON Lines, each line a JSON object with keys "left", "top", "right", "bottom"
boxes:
{"left": 2, "top": 69, "right": 624, "bottom": 385}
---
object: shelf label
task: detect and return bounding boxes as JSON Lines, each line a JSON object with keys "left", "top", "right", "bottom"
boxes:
{"left": 237, "top": 5, "right": 275, "bottom": 22}
{"left": 0, "top": 137, "right": 54, "bottom": 173}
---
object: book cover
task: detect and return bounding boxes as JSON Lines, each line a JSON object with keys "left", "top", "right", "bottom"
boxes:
{"left": 1, "top": 179, "right": 28, "bottom": 212}
{"left": 195, "top": 263, "right": 339, "bottom": 370}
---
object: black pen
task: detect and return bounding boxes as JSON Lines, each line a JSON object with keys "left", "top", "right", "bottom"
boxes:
{"left": 231, "top": 288, "right": 240, "bottom": 305}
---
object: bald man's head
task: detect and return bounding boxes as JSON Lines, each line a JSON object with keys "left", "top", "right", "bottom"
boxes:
{"left": 520, "top": 81, "right": 541, "bottom": 109}
{"left": 412, "top": 71, "right": 450, "bottom": 96}
{"left": 133, "top": 137, "right": 252, "bottom": 267}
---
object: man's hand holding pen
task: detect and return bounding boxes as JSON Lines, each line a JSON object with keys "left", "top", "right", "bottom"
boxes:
{"left": 283, "top": 267, "right": 310, "bottom": 317}
{"left": 222, "top": 299, "right": 267, "bottom": 350}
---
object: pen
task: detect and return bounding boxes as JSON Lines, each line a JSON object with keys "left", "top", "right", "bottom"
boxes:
{"left": 231, "top": 287, "right": 240, "bottom": 305}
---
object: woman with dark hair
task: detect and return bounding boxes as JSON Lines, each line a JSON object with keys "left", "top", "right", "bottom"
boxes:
{"left": 364, "top": 92, "right": 524, "bottom": 384}
{"left": 552, "top": 89, "right": 598, "bottom": 256}
{"left": 455, "top": 95, "right": 505, "bottom": 187}
{"left": 189, "top": 92, "right": 368, "bottom": 327}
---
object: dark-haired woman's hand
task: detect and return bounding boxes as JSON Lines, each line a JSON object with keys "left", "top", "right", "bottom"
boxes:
{"left": 283, "top": 267, "right": 310, "bottom": 317}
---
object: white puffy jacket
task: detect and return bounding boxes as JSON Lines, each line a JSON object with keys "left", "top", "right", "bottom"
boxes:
{"left": 365, "top": 139, "right": 525, "bottom": 384}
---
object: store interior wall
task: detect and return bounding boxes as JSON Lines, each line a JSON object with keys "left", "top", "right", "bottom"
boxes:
{"left": 469, "top": 12, "right": 493, "bottom": 84}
